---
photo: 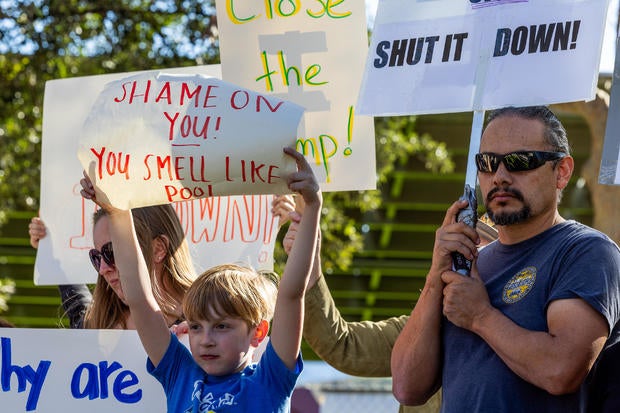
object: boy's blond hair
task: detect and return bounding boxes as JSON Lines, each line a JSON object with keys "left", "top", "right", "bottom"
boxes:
{"left": 183, "top": 264, "right": 278, "bottom": 328}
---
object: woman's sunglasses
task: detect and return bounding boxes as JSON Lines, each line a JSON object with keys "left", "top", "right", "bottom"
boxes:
{"left": 89, "top": 242, "right": 115, "bottom": 272}
{"left": 475, "top": 151, "right": 566, "bottom": 173}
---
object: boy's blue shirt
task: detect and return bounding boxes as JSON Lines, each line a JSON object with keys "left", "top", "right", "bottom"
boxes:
{"left": 147, "top": 333, "right": 303, "bottom": 412}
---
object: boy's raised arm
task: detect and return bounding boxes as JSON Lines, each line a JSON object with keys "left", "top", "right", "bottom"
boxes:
{"left": 80, "top": 173, "right": 171, "bottom": 366}
{"left": 270, "top": 147, "right": 322, "bottom": 369}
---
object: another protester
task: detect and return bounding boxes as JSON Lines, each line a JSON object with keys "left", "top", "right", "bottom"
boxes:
{"left": 275, "top": 195, "right": 499, "bottom": 413}
{"left": 28, "top": 204, "right": 196, "bottom": 329}
{"left": 80, "top": 146, "right": 321, "bottom": 411}
{"left": 391, "top": 106, "right": 620, "bottom": 412}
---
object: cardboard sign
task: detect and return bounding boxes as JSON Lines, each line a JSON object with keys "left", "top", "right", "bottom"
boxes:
{"left": 38, "top": 66, "right": 282, "bottom": 286}
{"left": 77, "top": 72, "right": 304, "bottom": 209}
{"left": 358, "top": 0, "right": 610, "bottom": 116}
{"left": 215, "top": 0, "right": 376, "bottom": 191}
{"left": 0, "top": 328, "right": 166, "bottom": 412}
{"left": 600, "top": 33, "right": 620, "bottom": 185}
{"left": 0, "top": 328, "right": 273, "bottom": 412}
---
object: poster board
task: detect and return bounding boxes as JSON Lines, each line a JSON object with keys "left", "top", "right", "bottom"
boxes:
{"left": 215, "top": 0, "right": 377, "bottom": 191}
{"left": 38, "top": 66, "right": 284, "bottom": 285}
{"left": 0, "top": 328, "right": 166, "bottom": 412}
{"left": 358, "top": 0, "right": 610, "bottom": 116}
{"left": 599, "top": 34, "right": 620, "bottom": 185}
{"left": 77, "top": 72, "right": 304, "bottom": 209}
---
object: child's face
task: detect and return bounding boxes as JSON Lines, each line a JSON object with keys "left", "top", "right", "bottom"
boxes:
{"left": 188, "top": 315, "right": 257, "bottom": 376}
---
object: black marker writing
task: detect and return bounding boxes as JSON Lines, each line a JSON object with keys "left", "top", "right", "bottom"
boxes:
{"left": 374, "top": 36, "right": 440, "bottom": 67}
{"left": 494, "top": 20, "right": 581, "bottom": 57}
{"left": 374, "top": 33, "right": 468, "bottom": 68}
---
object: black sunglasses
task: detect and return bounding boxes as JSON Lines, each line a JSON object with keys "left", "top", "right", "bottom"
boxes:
{"left": 475, "top": 151, "right": 566, "bottom": 173}
{"left": 89, "top": 242, "right": 115, "bottom": 272}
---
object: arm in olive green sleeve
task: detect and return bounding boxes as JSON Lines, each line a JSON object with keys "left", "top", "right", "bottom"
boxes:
{"left": 303, "top": 273, "right": 409, "bottom": 377}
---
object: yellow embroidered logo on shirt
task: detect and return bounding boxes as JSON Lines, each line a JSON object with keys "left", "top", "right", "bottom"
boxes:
{"left": 502, "top": 266, "right": 536, "bottom": 303}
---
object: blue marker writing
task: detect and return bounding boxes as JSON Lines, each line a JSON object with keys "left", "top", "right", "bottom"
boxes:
{"left": 1, "top": 337, "right": 51, "bottom": 411}
{"left": 71, "top": 360, "right": 142, "bottom": 404}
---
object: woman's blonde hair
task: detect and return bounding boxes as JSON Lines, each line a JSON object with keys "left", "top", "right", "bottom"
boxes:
{"left": 84, "top": 204, "right": 196, "bottom": 329}
{"left": 183, "top": 264, "right": 278, "bottom": 328}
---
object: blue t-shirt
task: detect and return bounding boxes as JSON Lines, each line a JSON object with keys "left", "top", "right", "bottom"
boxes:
{"left": 147, "top": 334, "right": 302, "bottom": 412}
{"left": 441, "top": 221, "right": 620, "bottom": 413}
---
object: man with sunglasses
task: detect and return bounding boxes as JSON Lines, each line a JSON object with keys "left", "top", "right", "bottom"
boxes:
{"left": 392, "top": 106, "right": 620, "bottom": 412}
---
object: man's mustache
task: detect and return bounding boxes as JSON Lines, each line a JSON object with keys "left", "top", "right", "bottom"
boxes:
{"left": 486, "top": 187, "right": 525, "bottom": 204}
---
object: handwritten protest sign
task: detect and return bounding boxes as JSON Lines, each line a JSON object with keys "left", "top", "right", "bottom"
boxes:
{"left": 0, "top": 328, "right": 166, "bottom": 412}
{"left": 215, "top": 0, "right": 376, "bottom": 191}
{"left": 77, "top": 72, "right": 304, "bottom": 209}
{"left": 0, "top": 325, "right": 267, "bottom": 413}
{"left": 38, "top": 66, "right": 283, "bottom": 286}
{"left": 358, "top": 0, "right": 610, "bottom": 116}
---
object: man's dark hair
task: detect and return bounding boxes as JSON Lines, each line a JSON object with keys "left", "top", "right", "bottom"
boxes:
{"left": 486, "top": 106, "right": 571, "bottom": 155}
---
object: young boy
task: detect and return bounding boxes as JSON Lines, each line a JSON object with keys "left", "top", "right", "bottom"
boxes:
{"left": 80, "top": 147, "right": 322, "bottom": 412}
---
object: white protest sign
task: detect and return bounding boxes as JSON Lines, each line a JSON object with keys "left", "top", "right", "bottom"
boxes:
{"left": 358, "top": 0, "right": 610, "bottom": 116}
{"left": 77, "top": 72, "right": 304, "bottom": 209}
{"left": 0, "top": 328, "right": 166, "bottom": 412}
{"left": 38, "top": 66, "right": 282, "bottom": 286}
{"left": 215, "top": 0, "right": 376, "bottom": 191}
{"left": 600, "top": 33, "right": 620, "bottom": 185}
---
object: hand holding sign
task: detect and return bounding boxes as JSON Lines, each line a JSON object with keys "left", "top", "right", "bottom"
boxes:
{"left": 78, "top": 73, "right": 305, "bottom": 209}
{"left": 79, "top": 170, "right": 113, "bottom": 214}
{"left": 283, "top": 146, "right": 322, "bottom": 209}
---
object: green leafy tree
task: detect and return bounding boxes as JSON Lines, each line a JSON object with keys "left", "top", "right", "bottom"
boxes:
{"left": 274, "top": 115, "right": 454, "bottom": 274}
{"left": 0, "top": 278, "right": 16, "bottom": 312}
{"left": 0, "top": 0, "right": 219, "bottom": 219}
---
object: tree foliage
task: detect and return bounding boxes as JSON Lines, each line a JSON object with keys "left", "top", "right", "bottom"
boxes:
{"left": 274, "top": 115, "right": 454, "bottom": 274}
{"left": 0, "top": 0, "right": 219, "bottom": 219}
{"left": 0, "top": 278, "right": 15, "bottom": 312}
{"left": 1, "top": 0, "right": 453, "bottom": 281}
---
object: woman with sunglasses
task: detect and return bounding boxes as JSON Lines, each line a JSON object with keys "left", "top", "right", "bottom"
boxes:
{"left": 29, "top": 204, "right": 196, "bottom": 329}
